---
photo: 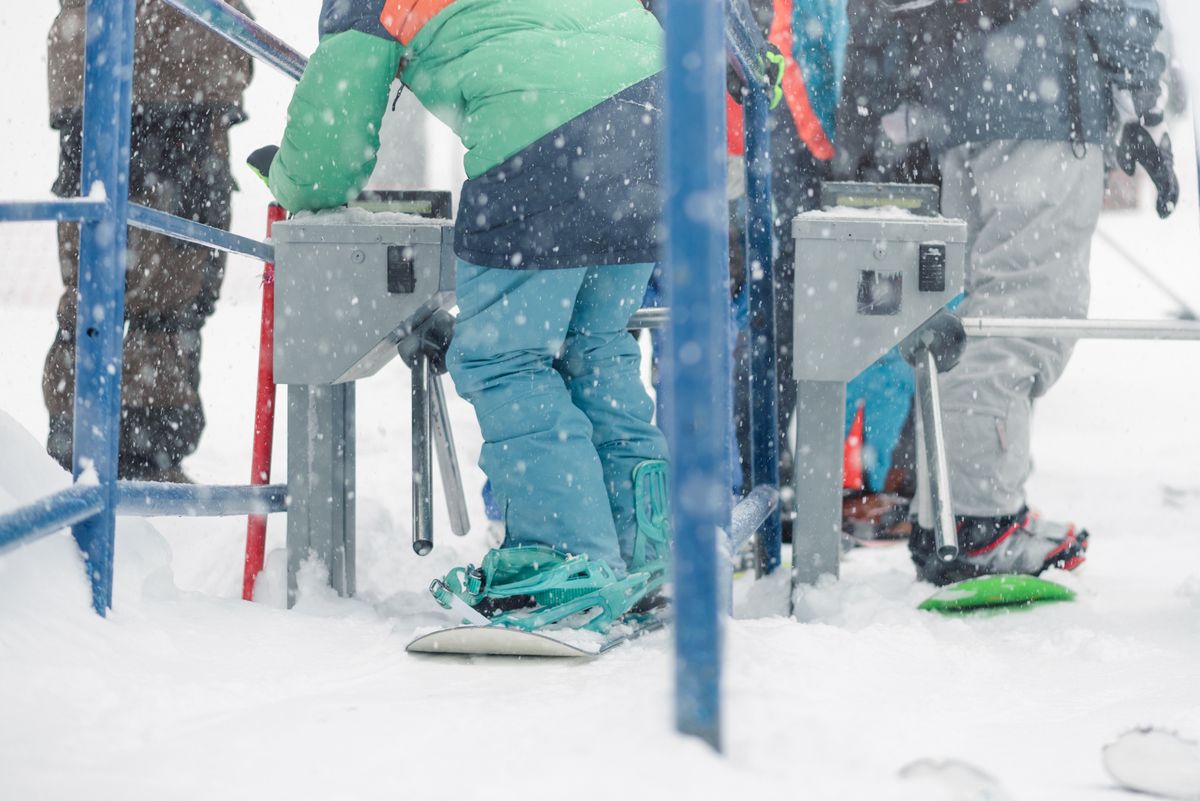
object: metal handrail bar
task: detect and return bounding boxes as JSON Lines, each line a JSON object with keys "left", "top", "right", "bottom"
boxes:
{"left": 629, "top": 307, "right": 669, "bottom": 329}
{"left": 0, "top": 199, "right": 107, "bottom": 223}
{"left": 728, "top": 485, "right": 780, "bottom": 556}
{"left": 127, "top": 203, "right": 274, "bottom": 262}
{"left": 638, "top": 309, "right": 1200, "bottom": 342}
{"left": 160, "top": 0, "right": 307, "bottom": 81}
{"left": 116, "top": 482, "right": 288, "bottom": 516}
{"left": 0, "top": 485, "right": 105, "bottom": 554}
{"left": 961, "top": 317, "right": 1200, "bottom": 340}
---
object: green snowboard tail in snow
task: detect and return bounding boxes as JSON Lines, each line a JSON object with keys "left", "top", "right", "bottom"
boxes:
{"left": 919, "top": 574, "right": 1076, "bottom": 614}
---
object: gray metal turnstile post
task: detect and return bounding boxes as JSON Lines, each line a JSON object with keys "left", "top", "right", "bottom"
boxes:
{"left": 792, "top": 380, "right": 847, "bottom": 585}
{"left": 789, "top": 187, "right": 967, "bottom": 596}
{"left": 911, "top": 347, "right": 959, "bottom": 559}
{"left": 272, "top": 214, "right": 457, "bottom": 602}
{"left": 430, "top": 373, "right": 471, "bottom": 537}
{"left": 286, "top": 382, "right": 355, "bottom": 607}
{"left": 411, "top": 352, "right": 434, "bottom": 556}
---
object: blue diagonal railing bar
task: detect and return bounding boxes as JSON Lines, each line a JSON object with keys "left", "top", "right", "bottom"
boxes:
{"left": 117, "top": 482, "right": 288, "bottom": 517}
{"left": 0, "top": 199, "right": 107, "bottom": 223}
{"left": 127, "top": 204, "right": 274, "bottom": 262}
{"left": 726, "top": 0, "right": 770, "bottom": 83}
{"left": 0, "top": 485, "right": 106, "bottom": 554}
{"left": 160, "top": 0, "right": 307, "bottom": 81}
{"left": 728, "top": 485, "right": 780, "bottom": 556}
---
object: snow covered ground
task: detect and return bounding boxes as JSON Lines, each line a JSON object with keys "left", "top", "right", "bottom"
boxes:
{"left": 3, "top": 3, "right": 1200, "bottom": 800}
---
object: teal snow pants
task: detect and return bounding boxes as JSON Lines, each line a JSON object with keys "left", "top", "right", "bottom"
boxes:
{"left": 446, "top": 260, "right": 668, "bottom": 575}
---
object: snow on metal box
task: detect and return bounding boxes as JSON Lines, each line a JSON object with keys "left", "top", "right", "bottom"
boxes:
{"left": 792, "top": 209, "right": 967, "bottom": 382}
{"left": 272, "top": 215, "right": 456, "bottom": 386}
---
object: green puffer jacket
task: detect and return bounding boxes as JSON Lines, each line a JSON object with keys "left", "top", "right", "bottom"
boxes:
{"left": 270, "top": 0, "right": 663, "bottom": 212}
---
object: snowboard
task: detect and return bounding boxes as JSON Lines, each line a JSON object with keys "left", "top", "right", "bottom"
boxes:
{"left": 406, "top": 613, "right": 667, "bottom": 658}
{"left": 1104, "top": 728, "right": 1200, "bottom": 800}
{"left": 918, "top": 574, "right": 1075, "bottom": 614}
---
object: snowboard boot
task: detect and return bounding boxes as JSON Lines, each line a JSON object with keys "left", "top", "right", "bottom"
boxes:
{"left": 432, "top": 545, "right": 654, "bottom": 633}
{"left": 909, "top": 507, "right": 1089, "bottom": 586}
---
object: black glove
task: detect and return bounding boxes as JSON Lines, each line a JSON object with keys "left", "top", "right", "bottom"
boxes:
{"left": 398, "top": 310, "right": 455, "bottom": 375}
{"left": 1132, "top": 85, "right": 1165, "bottom": 128}
{"left": 727, "top": 60, "right": 749, "bottom": 105}
{"left": 727, "top": 44, "right": 784, "bottom": 109}
{"left": 247, "top": 145, "right": 279, "bottom": 186}
{"left": 1116, "top": 122, "right": 1179, "bottom": 219}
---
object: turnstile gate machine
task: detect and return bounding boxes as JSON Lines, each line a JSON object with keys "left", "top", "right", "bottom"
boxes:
{"left": 272, "top": 211, "right": 470, "bottom": 606}
{"left": 791, "top": 183, "right": 968, "bottom": 590}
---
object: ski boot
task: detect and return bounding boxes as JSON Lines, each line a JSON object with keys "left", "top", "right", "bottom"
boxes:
{"left": 431, "top": 545, "right": 654, "bottom": 633}
{"left": 842, "top": 491, "right": 912, "bottom": 546}
{"left": 909, "top": 507, "right": 1089, "bottom": 586}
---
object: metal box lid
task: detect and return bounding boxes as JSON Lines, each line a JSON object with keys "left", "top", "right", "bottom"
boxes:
{"left": 793, "top": 208, "right": 969, "bottom": 245}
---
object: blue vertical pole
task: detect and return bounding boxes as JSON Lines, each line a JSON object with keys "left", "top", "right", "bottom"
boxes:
{"left": 743, "top": 81, "right": 782, "bottom": 576}
{"left": 662, "top": 0, "right": 729, "bottom": 751}
{"left": 71, "top": 0, "right": 135, "bottom": 615}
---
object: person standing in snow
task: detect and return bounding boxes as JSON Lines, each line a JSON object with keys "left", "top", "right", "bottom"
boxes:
{"left": 44, "top": 0, "right": 253, "bottom": 482}
{"left": 253, "top": 0, "right": 671, "bottom": 628}
{"left": 872, "top": 0, "right": 1171, "bottom": 584}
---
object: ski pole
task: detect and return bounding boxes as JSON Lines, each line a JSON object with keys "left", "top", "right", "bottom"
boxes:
{"left": 242, "top": 203, "right": 286, "bottom": 601}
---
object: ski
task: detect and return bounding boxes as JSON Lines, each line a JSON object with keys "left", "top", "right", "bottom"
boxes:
{"left": 1104, "top": 728, "right": 1200, "bottom": 800}
{"left": 406, "top": 613, "right": 667, "bottom": 658}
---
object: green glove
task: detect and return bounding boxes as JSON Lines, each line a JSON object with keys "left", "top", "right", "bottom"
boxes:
{"left": 763, "top": 45, "right": 785, "bottom": 110}
{"left": 246, "top": 145, "right": 279, "bottom": 186}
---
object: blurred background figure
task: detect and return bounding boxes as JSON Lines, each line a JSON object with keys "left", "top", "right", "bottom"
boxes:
{"left": 44, "top": 0, "right": 253, "bottom": 481}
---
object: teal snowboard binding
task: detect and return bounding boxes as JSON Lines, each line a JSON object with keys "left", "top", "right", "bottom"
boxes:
{"left": 431, "top": 460, "right": 672, "bottom": 634}
{"left": 628, "top": 459, "right": 671, "bottom": 605}
{"left": 431, "top": 546, "right": 652, "bottom": 633}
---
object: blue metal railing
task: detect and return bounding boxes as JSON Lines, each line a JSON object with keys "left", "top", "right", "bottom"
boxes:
{"left": 0, "top": 0, "right": 783, "bottom": 753}
{"left": 126, "top": 203, "right": 275, "bottom": 261}
{"left": 67, "top": 0, "right": 136, "bottom": 614}
{"left": 0, "top": 485, "right": 106, "bottom": 554}
{"left": 730, "top": 1, "right": 784, "bottom": 577}
{"left": 0, "top": 0, "right": 294, "bottom": 614}
{"left": 162, "top": 0, "right": 307, "bottom": 80}
{"left": 0, "top": 198, "right": 108, "bottom": 223}
{"left": 663, "top": 0, "right": 729, "bottom": 749}
{"left": 663, "top": 0, "right": 783, "bottom": 752}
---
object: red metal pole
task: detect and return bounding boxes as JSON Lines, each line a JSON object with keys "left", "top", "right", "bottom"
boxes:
{"left": 242, "top": 203, "right": 287, "bottom": 601}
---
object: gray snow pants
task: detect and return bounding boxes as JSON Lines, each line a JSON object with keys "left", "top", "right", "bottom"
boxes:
{"left": 938, "top": 140, "right": 1104, "bottom": 517}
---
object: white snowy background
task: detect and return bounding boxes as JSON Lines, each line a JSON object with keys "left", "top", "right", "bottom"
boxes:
{"left": 2, "top": 2, "right": 1200, "bottom": 799}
